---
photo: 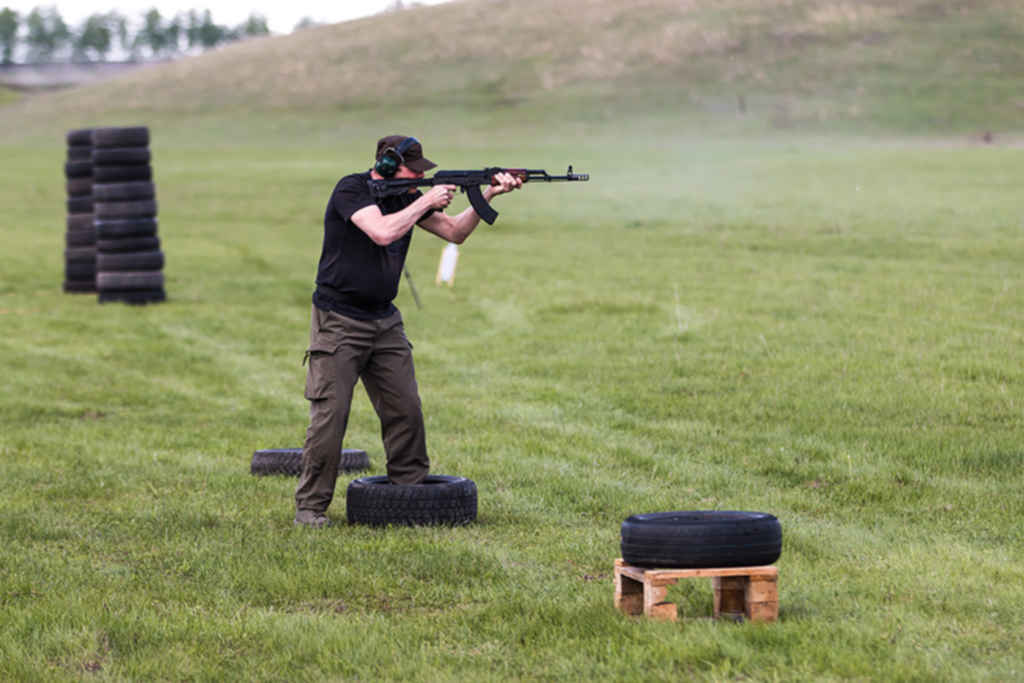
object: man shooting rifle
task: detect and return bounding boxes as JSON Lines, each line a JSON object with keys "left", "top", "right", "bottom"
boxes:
{"left": 293, "top": 135, "right": 523, "bottom": 528}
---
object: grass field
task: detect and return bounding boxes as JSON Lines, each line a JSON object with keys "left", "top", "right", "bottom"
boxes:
{"left": 0, "top": 86, "right": 18, "bottom": 106}
{"left": 2, "top": 0, "right": 1023, "bottom": 680}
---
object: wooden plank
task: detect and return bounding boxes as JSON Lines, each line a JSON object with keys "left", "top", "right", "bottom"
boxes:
{"left": 714, "top": 577, "right": 748, "bottom": 591}
{"left": 616, "top": 564, "right": 649, "bottom": 582}
{"left": 647, "top": 601, "right": 678, "bottom": 622}
{"left": 745, "top": 578, "right": 778, "bottom": 604}
{"left": 614, "top": 560, "right": 644, "bottom": 616}
{"left": 642, "top": 582, "right": 669, "bottom": 617}
{"left": 615, "top": 561, "right": 777, "bottom": 584}
{"left": 746, "top": 600, "right": 779, "bottom": 622}
{"left": 713, "top": 576, "right": 747, "bottom": 617}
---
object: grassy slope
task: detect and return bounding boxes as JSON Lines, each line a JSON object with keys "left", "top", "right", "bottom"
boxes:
{"left": 1, "top": 0, "right": 1023, "bottom": 680}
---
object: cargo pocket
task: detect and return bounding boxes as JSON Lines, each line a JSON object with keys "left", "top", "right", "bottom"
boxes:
{"left": 303, "top": 344, "right": 337, "bottom": 401}
{"left": 302, "top": 306, "right": 346, "bottom": 401}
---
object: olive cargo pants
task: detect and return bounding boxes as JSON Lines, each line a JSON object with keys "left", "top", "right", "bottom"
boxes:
{"left": 294, "top": 305, "right": 429, "bottom": 515}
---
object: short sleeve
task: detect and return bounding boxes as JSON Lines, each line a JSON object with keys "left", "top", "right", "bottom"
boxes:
{"left": 332, "top": 175, "right": 375, "bottom": 221}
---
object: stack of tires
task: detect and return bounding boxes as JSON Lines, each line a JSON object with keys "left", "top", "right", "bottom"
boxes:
{"left": 63, "top": 128, "right": 96, "bottom": 294}
{"left": 91, "top": 126, "right": 166, "bottom": 305}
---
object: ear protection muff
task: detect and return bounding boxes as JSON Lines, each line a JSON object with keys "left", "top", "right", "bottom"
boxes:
{"left": 375, "top": 136, "right": 419, "bottom": 177}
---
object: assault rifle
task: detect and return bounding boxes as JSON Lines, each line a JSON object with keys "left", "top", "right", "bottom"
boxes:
{"left": 367, "top": 166, "right": 590, "bottom": 225}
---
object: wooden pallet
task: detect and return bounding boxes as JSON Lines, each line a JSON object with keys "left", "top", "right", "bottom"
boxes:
{"left": 614, "top": 558, "right": 778, "bottom": 623}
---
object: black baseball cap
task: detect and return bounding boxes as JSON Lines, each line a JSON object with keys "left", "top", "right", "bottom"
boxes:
{"left": 375, "top": 135, "right": 436, "bottom": 173}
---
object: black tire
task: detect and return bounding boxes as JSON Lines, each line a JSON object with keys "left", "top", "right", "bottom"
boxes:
{"left": 346, "top": 475, "right": 478, "bottom": 527}
{"left": 97, "top": 250, "right": 164, "bottom": 271}
{"left": 64, "top": 246, "right": 97, "bottom": 263}
{"left": 250, "top": 448, "right": 370, "bottom": 476}
{"left": 67, "top": 145, "right": 92, "bottom": 161}
{"left": 67, "top": 214, "right": 94, "bottom": 231}
{"left": 92, "top": 126, "right": 149, "bottom": 148}
{"left": 95, "top": 218, "right": 157, "bottom": 239}
{"left": 96, "top": 236, "right": 160, "bottom": 253}
{"left": 98, "top": 288, "right": 166, "bottom": 305}
{"left": 63, "top": 279, "right": 96, "bottom": 293}
{"left": 92, "top": 181, "right": 155, "bottom": 201}
{"left": 92, "top": 147, "right": 151, "bottom": 165}
{"left": 94, "top": 199, "right": 157, "bottom": 219}
{"left": 66, "top": 178, "right": 93, "bottom": 197}
{"left": 620, "top": 511, "right": 782, "bottom": 569}
{"left": 66, "top": 197, "right": 93, "bottom": 214}
{"left": 66, "top": 128, "right": 94, "bottom": 145}
{"left": 97, "top": 271, "right": 164, "bottom": 291}
{"left": 66, "top": 228, "right": 96, "bottom": 247}
{"left": 65, "top": 262, "right": 96, "bottom": 280}
{"left": 64, "top": 160, "right": 93, "bottom": 178}
{"left": 93, "top": 165, "right": 152, "bottom": 182}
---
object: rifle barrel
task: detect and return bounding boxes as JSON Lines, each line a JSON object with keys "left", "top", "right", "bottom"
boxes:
{"left": 511, "top": 166, "right": 590, "bottom": 183}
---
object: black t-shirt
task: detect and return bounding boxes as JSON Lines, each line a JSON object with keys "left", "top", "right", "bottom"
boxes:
{"left": 312, "top": 171, "right": 432, "bottom": 320}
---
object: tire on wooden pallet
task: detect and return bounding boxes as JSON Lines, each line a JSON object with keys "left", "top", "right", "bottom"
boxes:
{"left": 620, "top": 511, "right": 782, "bottom": 569}
{"left": 346, "top": 475, "right": 478, "bottom": 527}
{"left": 250, "top": 448, "right": 370, "bottom": 476}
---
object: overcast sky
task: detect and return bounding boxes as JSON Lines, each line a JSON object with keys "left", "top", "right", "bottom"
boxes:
{"left": 1, "top": 1, "right": 454, "bottom": 33}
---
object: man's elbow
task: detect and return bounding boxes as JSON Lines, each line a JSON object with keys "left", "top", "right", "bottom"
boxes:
{"left": 369, "top": 232, "right": 394, "bottom": 247}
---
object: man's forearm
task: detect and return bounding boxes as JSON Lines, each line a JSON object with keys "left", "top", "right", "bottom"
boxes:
{"left": 450, "top": 185, "right": 509, "bottom": 239}
{"left": 435, "top": 182, "right": 514, "bottom": 242}
{"left": 356, "top": 196, "right": 432, "bottom": 246}
{"left": 448, "top": 206, "right": 484, "bottom": 243}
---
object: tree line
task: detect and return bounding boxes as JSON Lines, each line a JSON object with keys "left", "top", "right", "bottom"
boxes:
{"left": 0, "top": 6, "right": 282, "bottom": 64}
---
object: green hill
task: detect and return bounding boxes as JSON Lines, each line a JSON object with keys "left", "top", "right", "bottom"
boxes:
{"left": 2, "top": 0, "right": 1023, "bottom": 134}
